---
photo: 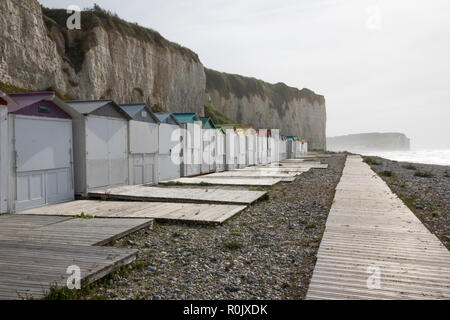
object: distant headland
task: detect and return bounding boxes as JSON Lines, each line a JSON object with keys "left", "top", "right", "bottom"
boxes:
{"left": 327, "top": 132, "right": 411, "bottom": 152}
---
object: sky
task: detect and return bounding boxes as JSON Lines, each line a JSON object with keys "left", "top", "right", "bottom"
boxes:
{"left": 39, "top": 0, "right": 450, "bottom": 149}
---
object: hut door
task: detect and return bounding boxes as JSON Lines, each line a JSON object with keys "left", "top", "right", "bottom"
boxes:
{"left": 129, "top": 120, "right": 158, "bottom": 185}
{"left": 14, "top": 116, "right": 74, "bottom": 211}
{"left": 158, "top": 123, "right": 181, "bottom": 181}
{"left": 86, "top": 117, "right": 127, "bottom": 189}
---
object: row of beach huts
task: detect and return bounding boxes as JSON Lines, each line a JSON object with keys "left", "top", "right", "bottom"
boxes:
{"left": 0, "top": 91, "right": 308, "bottom": 213}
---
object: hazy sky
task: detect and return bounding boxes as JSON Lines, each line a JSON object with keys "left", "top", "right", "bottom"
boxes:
{"left": 39, "top": 0, "right": 450, "bottom": 149}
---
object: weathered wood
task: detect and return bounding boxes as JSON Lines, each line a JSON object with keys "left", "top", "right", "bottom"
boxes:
{"left": 17, "top": 200, "right": 247, "bottom": 225}
{"left": 201, "top": 171, "right": 296, "bottom": 182}
{"left": 160, "top": 176, "right": 282, "bottom": 186}
{"left": 306, "top": 155, "right": 450, "bottom": 300}
{"left": 0, "top": 240, "right": 137, "bottom": 300}
{"left": 88, "top": 185, "right": 266, "bottom": 205}
{"left": 0, "top": 214, "right": 153, "bottom": 246}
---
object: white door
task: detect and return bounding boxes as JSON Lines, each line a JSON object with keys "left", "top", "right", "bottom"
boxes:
{"left": 14, "top": 116, "right": 74, "bottom": 211}
{"left": 216, "top": 132, "right": 225, "bottom": 172}
{"left": 202, "top": 129, "right": 216, "bottom": 173}
{"left": 86, "top": 116, "right": 128, "bottom": 189}
{"left": 129, "top": 121, "right": 158, "bottom": 185}
{"left": 159, "top": 123, "right": 181, "bottom": 181}
{"left": 0, "top": 107, "right": 8, "bottom": 213}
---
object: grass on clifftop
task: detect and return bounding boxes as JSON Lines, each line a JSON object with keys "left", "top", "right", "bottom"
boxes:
{"left": 42, "top": 4, "right": 199, "bottom": 73}
{"left": 204, "top": 103, "right": 238, "bottom": 125}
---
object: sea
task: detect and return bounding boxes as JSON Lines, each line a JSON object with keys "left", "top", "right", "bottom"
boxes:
{"left": 356, "top": 149, "right": 450, "bottom": 166}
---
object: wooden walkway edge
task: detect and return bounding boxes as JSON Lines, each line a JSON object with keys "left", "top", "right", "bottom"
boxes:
{"left": 306, "top": 155, "right": 450, "bottom": 300}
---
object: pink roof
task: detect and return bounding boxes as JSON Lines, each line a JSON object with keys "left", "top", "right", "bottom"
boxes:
{"left": 7, "top": 92, "right": 55, "bottom": 113}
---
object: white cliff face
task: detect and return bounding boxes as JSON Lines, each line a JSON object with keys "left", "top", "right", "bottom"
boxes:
{"left": 0, "top": 0, "right": 326, "bottom": 147}
{"left": 0, "top": 0, "right": 206, "bottom": 113}
{"left": 205, "top": 70, "right": 327, "bottom": 150}
{"left": 0, "top": 0, "right": 67, "bottom": 90}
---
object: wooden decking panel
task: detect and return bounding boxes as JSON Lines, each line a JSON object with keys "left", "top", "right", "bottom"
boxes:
{"left": 0, "top": 240, "right": 137, "bottom": 300}
{"left": 89, "top": 185, "right": 265, "bottom": 205}
{"left": 160, "top": 176, "right": 282, "bottom": 186}
{"left": 202, "top": 170, "right": 297, "bottom": 182}
{"left": 0, "top": 215, "right": 153, "bottom": 246}
{"left": 306, "top": 155, "right": 450, "bottom": 300}
{"left": 17, "top": 201, "right": 247, "bottom": 225}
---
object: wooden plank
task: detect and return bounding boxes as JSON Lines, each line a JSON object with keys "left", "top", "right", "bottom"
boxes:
{"left": 0, "top": 240, "right": 137, "bottom": 300}
{"left": 306, "top": 155, "right": 450, "bottom": 300}
{"left": 16, "top": 201, "right": 248, "bottom": 225}
{"left": 88, "top": 185, "right": 266, "bottom": 205}
{"left": 0, "top": 215, "right": 153, "bottom": 246}
{"left": 160, "top": 176, "right": 282, "bottom": 186}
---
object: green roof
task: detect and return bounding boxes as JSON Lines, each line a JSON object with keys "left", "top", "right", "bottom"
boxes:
{"left": 172, "top": 113, "right": 200, "bottom": 124}
{"left": 200, "top": 117, "right": 216, "bottom": 129}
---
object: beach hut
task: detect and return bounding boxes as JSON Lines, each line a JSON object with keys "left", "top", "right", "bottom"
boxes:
{"left": 269, "top": 129, "right": 280, "bottom": 164}
{"left": 215, "top": 126, "right": 226, "bottom": 172}
{"left": 236, "top": 126, "right": 257, "bottom": 167}
{"left": 0, "top": 91, "right": 18, "bottom": 213}
{"left": 300, "top": 138, "right": 308, "bottom": 155}
{"left": 66, "top": 100, "right": 132, "bottom": 196}
{"left": 5, "top": 92, "right": 79, "bottom": 211}
{"left": 154, "top": 113, "right": 182, "bottom": 181}
{"left": 221, "top": 125, "right": 237, "bottom": 170}
{"left": 257, "top": 129, "right": 268, "bottom": 165}
{"left": 200, "top": 117, "right": 217, "bottom": 174}
{"left": 286, "top": 136, "right": 299, "bottom": 159}
{"left": 279, "top": 136, "right": 287, "bottom": 160}
{"left": 119, "top": 104, "right": 160, "bottom": 185}
{"left": 234, "top": 127, "right": 247, "bottom": 169}
{"left": 173, "top": 113, "right": 203, "bottom": 177}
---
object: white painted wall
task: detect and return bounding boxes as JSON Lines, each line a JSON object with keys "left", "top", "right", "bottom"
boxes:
{"left": 216, "top": 130, "right": 226, "bottom": 172}
{"left": 11, "top": 115, "right": 74, "bottom": 211}
{"left": 85, "top": 116, "right": 128, "bottom": 191}
{"left": 158, "top": 123, "right": 181, "bottom": 181}
{"left": 202, "top": 129, "right": 216, "bottom": 173}
{"left": 128, "top": 120, "right": 159, "bottom": 185}
{"left": 0, "top": 106, "right": 7, "bottom": 213}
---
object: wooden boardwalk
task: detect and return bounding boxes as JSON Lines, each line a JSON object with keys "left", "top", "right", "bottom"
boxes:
{"left": 18, "top": 200, "right": 247, "bottom": 225}
{"left": 0, "top": 215, "right": 153, "bottom": 299}
{"left": 89, "top": 185, "right": 265, "bottom": 205}
{"left": 0, "top": 215, "right": 153, "bottom": 246}
{"left": 160, "top": 176, "right": 282, "bottom": 186}
{"left": 202, "top": 171, "right": 296, "bottom": 182}
{"left": 306, "top": 155, "right": 450, "bottom": 300}
{"left": 0, "top": 240, "right": 137, "bottom": 300}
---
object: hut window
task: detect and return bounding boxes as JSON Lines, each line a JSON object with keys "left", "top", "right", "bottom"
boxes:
{"left": 141, "top": 110, "right": 147, "bottom": 118}
{"left": 38, "top": 105, "right": 51, "bottom": 113}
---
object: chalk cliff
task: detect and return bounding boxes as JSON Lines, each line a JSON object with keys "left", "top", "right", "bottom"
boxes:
{"left": 0, "top": 0, "right": 326, "bottom": 148}
{"left": 0, "top": 0, "right": 205, "bottom": 113}
{"left": 205, "top": 69, "right": 327, "bottom": 149}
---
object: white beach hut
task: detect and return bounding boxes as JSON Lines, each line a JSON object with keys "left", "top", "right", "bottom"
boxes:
{"left": 200, "top": 117, "right": 217, "bottom": 174}
{"left": 225, "top": 127, "right": 238, "bottom": 170}
{"left": 0, "top": 91, "right": 17, "bottom": 213}
{"left": 66, "top": 100, "right": 132, "bottom": 196}
{"left": 119, "top": 104, "right": 160, "bottom": 185}
{"left": 173, "top": 113, "right": 203, "bottom": 177}
{"left": 215, "top": 127, "right": 226, "bottom": 172}
{"left": 257, "top": 129, "right": 268, "bottom": 165}
{"left": 154, "top": 113, "right": 182, "bottom": 181}
{"left": 5, "top": 92, "right": 79, "bottom": 211}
